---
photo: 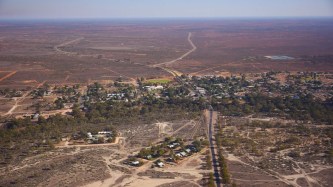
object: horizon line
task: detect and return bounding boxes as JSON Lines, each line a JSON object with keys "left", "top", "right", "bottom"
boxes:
{"left": 1, "top": 16, "right": 333, "bottom": 21}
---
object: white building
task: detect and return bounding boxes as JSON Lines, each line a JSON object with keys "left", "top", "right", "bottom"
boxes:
{"left": 144, "top": 85, "right": 164, "bottom": 91}
{"left": 157, "top": 161, "right": 164, "bottom": 168}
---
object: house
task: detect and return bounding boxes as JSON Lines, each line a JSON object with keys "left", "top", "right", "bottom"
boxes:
{"left": 64, "top": 103, "right": 73, "bottom": 109}
{"left": 32, "top": 113, "right": 40, "bottom": 119}
{"left": 196, "top": 87, "right": 206, "bottom": 95}
{"left": 293, "top": 95, "right": 300, "bottom": 100}
{"left": 180, "top": 151, "right": 187, "bottom": 157}
{"left": 157, "top": 161, "right": 164, "bottom": 168}
{"left": 98, "top": 131, "right": 113, "bottom": 138}
{"left": 43, "top": 90, "right": 52, "bottom": 96}
{"left": 145, "top": 155, "right": 152, "bottom": 160}
{"left": 173, "top": 142, "right": 180, "bottom": 146}
{"left": 87, "top": 135, "right": 98, "bottom": 144}
{"left": 185, "top": 149, "right": 191, "bottom": 154}
{"left": 167, "top": 142, "right": 180, "bottom": 149}
{"left": 87, "top": 132, "right": 93, "bottom": 139}
{"left": 175, "top": 153, "right": 182, "bottom": 158}
{"left": 167, "top": 144, "right": 175, "bottom": 149}
{"left": 190, "top": 147, "right": 198, "bottom": 152}
{"left": 131, "top": 161, "right": 140, "bottom": 166}
{"left": 98, "top": 131, "right": 113, "bottom": 135}
{"left": 144, "top": 85, "right": 164, "bottom": 91}
{"left": 166, "top": 157, "right": 175, "bottom": 162}
{"left": 106, "top": 93, "right": 125, "bottom": 100}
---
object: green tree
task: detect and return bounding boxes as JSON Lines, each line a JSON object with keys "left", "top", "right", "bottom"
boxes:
{"left": 208, "top": 172, "right": 216, "bottom": 187}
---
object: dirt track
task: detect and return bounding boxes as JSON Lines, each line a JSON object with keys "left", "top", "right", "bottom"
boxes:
{"left": 54, "top": 37, "right": 84, "bottom": 55}
{"left": 153, "top": 32, "right": 197, "bottom": 67}
{"left": 5, "top": 80, "right": 46, "bottom": 116}
{"left": 0, "top": 71, "right": 17, "bottom": 83}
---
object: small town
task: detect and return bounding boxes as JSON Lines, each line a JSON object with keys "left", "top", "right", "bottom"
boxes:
{"left": 1, "top": 2, "right": 333, "bottom": 186}
{"left": 1, "top": 71, "right": 332, "bottom": 186}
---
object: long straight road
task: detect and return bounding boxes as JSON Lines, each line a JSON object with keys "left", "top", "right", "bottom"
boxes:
{"left": 0, "top": 71, "right": 17, "bottom": 83}
{"left": 207, "top": 107, "right": 222, "bottom": 187}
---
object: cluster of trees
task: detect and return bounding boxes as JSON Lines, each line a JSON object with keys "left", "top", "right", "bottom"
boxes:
{"left": 208, "top": 172, "right": 216, "bottom": 187}
{"left": 0, "top": 88, "right": 23, "bottom": 98}
{"left": 218, "top": 154, "right": 231, "bottom": 184}
{"left": 138, "top": 137, "right": 183, "bottom": 159}
{"left": 215, "top": 122, "right": 231, "bottom": 184}
{"left": 0, "top": 90, "right": 205, "bottom": 165}
{"left": 222, "top": 131, "right": 263, "bottom": 156}
{"left": 192, "top": 139, "right": 206, "bottom": 151}
{"left": 245, "top": 93, "right": 333, "bottom": 124}
{"left": 164, "top": 86, "right": 190, "bottom": 98}
{"left": 137, "top": 137, "right": 205, "bottom": 162}
{"left": 192, "top": 75, "right": 249, "bottom": 96}
{"left": 88, "top": 81, "right": 112, "bottom": 92}
{"left": 191, "top": 73, "right": 332, "bottom": 125}
{"left": 206, "top": 150, "right": 212, "bottom": 170}
{"left": 329, "top": 149, "right": 333, "bottom": 162}
{"left": 54, "top": 94, "right": 79, "bottom": 109}
{"left": 54, "top": 85, "right": 80, "bottom": 95}
{"left": 221, "top": 136, "right": 240, "bottom": 153}
{"left": 84, "top": 97, "right": 204, "bottom": 125}
{"left": 213, "top": 93, "right": 333, "bottom": 124}
{"left": 54, "top": 97, "right": 65, "bottom": 109}
{"left": 0, "top": 110, "right": 115, "bottom": 166}
{"left": 31, "top": 84, "right": 51, "bottom": 98}
{"left": 86, "top": 82, "right": 106, "bottom": 101}
{"left": 138, "top": 145, "right": 167, "bottom": 159}
{"left": 87, "top": 82, "right": 136, "bottom": 102}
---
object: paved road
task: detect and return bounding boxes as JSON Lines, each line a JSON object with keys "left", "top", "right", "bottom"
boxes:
{"left": 207, "top": 107, "right": 222, "bottom": 187}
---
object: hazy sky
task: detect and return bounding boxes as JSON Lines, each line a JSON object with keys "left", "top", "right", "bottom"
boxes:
{"left": 0, "top": 0, "right": 333, "bottom": 19}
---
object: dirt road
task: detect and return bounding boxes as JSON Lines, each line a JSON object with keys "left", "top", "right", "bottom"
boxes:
{"left": 5, "top": 81, "right": 46, "bottom": 116}
{"left": 55, "top": 137, "right": 124, "bottom": 148}
{"left": 153, "top": 32, "right": 197, "bottom": 67}
{"left": 54, "top": 37, "right": 84, "bottom": 55}
{"left": 0, "top": 71, "right": 17, "bottom": 83}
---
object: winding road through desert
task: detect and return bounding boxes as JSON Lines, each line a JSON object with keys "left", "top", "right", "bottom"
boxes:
{"left": 153, "top": 32, "right": 197, "bottom": 67}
